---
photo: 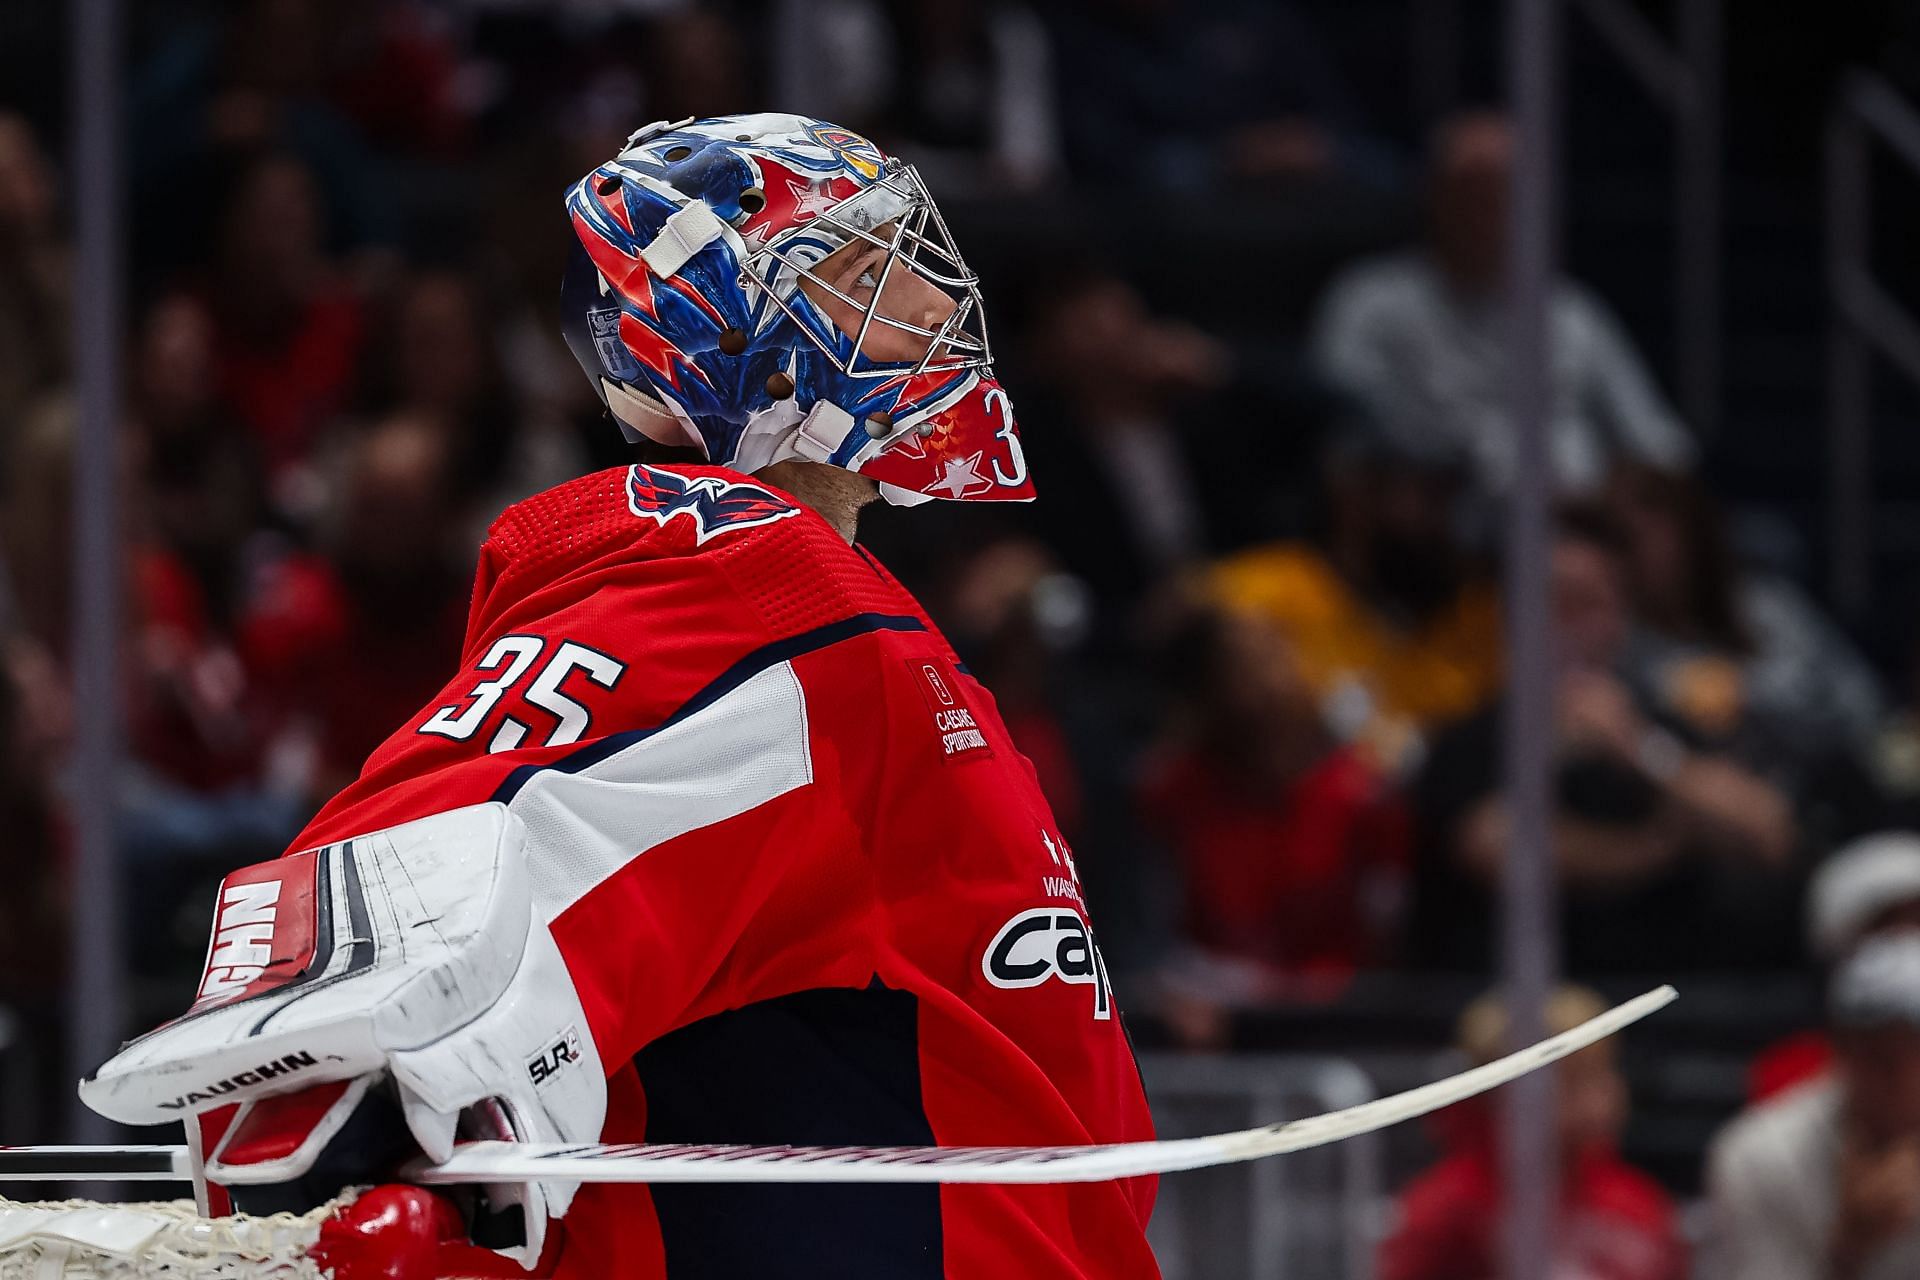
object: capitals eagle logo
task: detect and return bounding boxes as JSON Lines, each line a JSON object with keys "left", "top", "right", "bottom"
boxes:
{"left": 625, "top": 466, "right": 801, "bottom": 544}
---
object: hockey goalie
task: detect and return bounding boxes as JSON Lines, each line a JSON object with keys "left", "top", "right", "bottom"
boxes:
{"left": 77, "top": 114, "right": 1160, "bottom": 1279}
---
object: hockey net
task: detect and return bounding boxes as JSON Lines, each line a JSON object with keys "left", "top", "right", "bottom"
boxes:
{"left": 0, "top": 1194, "right": 348, "bottom": 1280}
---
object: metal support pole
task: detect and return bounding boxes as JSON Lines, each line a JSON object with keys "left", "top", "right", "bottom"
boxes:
{"left": 1503, "top": 0, "right": 1562, "bottom": 1277}
{"left": 1676, "top": 0, "right": 1722, "bottom": 438}
{"left": 68, "top": 0, "right": 127, "bottom": 1141}
{"left": 1827, "top": 110, "right": 1873, "bottom": 619}
{"left": 1570, "top": 0, "right": 1721, "bottom": 439}
{"left": 1342, "top": 1127, "right": 1382, "bottom": 1280}
{"left": 1248, "top": 1088, "right": 1286, "bottom": 1280}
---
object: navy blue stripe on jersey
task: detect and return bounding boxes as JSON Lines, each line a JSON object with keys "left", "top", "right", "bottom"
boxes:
{"left": 634, "top": 981, "right": 942, "bottom": 1280}
{"left": 491, "top": 612, "right": 927, "bottom": 803}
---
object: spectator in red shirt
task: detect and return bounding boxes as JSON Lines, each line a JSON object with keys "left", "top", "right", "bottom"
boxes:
{"left": 320, "top": 0, "right": 470, "bottom": 156}
{"left": 128, "top": 293, "right": 282, "bottom": 793}
{"left": 1139, "top": 603, "right": 1407, "bottom": 1032}
{"left": 244, "top": 413, "right": 470, "bottom": 804}
{"left": 203, "top": 150, "right": 364, "bottom": 494}
{"left": 1380, "top": 985, "right": 1687, "bottom": 1280}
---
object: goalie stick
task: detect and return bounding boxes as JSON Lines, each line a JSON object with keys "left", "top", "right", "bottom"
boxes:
{"left": 8, "top": 985, "right": 1672, "bottom": 1187}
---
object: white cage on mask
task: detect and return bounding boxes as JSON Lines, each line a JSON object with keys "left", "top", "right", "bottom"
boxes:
{"left": 741, "top": 158, "right": 993, "bottom": 379}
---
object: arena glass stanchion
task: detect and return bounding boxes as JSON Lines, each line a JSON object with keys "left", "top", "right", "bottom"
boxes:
{"left": 1503, "top": 1, "right": 1566, "bottom": 1279}
{"left": 68, "top": 0, "right": 129, "bottom": 1153}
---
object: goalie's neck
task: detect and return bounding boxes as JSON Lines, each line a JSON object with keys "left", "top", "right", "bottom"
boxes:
{"left": 754, "top": 460, "right": 881, "bottom": 544}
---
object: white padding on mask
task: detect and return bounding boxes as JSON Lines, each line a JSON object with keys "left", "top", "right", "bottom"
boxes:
{"left": 824, "top": 181, "right": 915, "bottom": 240}
{"left": 879, "top": 482, "right": 936, "bottom": 507}
{"left": 733, "top": 399, "right": 805, "bottom": 474}
{"left": 792, "top": 400, "right": 856, "bottom": 463}
{"left": 640, "top": 200, "right": 729, "bottom": 279}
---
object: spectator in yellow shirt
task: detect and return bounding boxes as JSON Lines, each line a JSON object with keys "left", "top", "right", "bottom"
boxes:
{"left": 1212, "top": 422, "right": 1500, "bottom": 773}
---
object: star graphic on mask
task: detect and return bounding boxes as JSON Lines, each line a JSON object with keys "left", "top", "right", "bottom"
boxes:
{"left": 786, "top": 177, "right": 842, "bottom": 222}
{"left": 884, "top": 423, "right": 934, "bottom": 460}
{"left": 931, "top": 450, "right": 988, "bottom": 499}
{"left": 738, "top": 219, "right": 775, "bottom": 253}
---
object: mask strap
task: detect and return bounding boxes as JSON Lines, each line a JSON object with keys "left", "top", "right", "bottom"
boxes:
{"left": 640, "top": 200, "right": 729, "bottom": 279}
{"left": 793, "top": 400, "right": 855, "bottom": 462}
{"left": 604, "top": 377, "right": 702, "bottom": 451}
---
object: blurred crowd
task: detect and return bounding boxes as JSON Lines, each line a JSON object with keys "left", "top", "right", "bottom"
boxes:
{"left": 9, "top": 0, "right": 1920, "bottom": 1275}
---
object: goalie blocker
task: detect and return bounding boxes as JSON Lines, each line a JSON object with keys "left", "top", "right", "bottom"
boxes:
{"left": 81, "top": 805, "right": 605, "bottom": 1271}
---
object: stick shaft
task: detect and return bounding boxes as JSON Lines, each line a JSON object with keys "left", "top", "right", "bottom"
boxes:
{"left": 10, "top": 987, "right": 1674, "bottom": 1187}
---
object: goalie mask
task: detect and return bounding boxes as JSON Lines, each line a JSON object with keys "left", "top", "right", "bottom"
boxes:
{"left": 561, "top": 113, "right": 1033, "bottom": 505}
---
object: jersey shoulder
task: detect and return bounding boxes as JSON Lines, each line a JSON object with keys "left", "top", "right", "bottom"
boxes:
{"left": 475, "top": 464, "right": 923, "bottom": 644}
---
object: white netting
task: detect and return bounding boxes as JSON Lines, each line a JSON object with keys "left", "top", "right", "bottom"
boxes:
{"left": 0, "top": 1194, "right": 351, "bottom": 1280}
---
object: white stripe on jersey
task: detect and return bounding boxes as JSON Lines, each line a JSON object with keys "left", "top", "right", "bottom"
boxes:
{"left": 507, "top": 662, "right": 814, "bottom": 921}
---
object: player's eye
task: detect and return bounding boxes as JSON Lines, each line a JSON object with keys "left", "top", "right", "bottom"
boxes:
{"left": 844, "top": 246, "right": 886, "bottom": 292}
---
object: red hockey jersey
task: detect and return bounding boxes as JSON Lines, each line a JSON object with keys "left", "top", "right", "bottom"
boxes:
{"left": 289, "top": 463, "right": 1160, "bottom": 1279}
